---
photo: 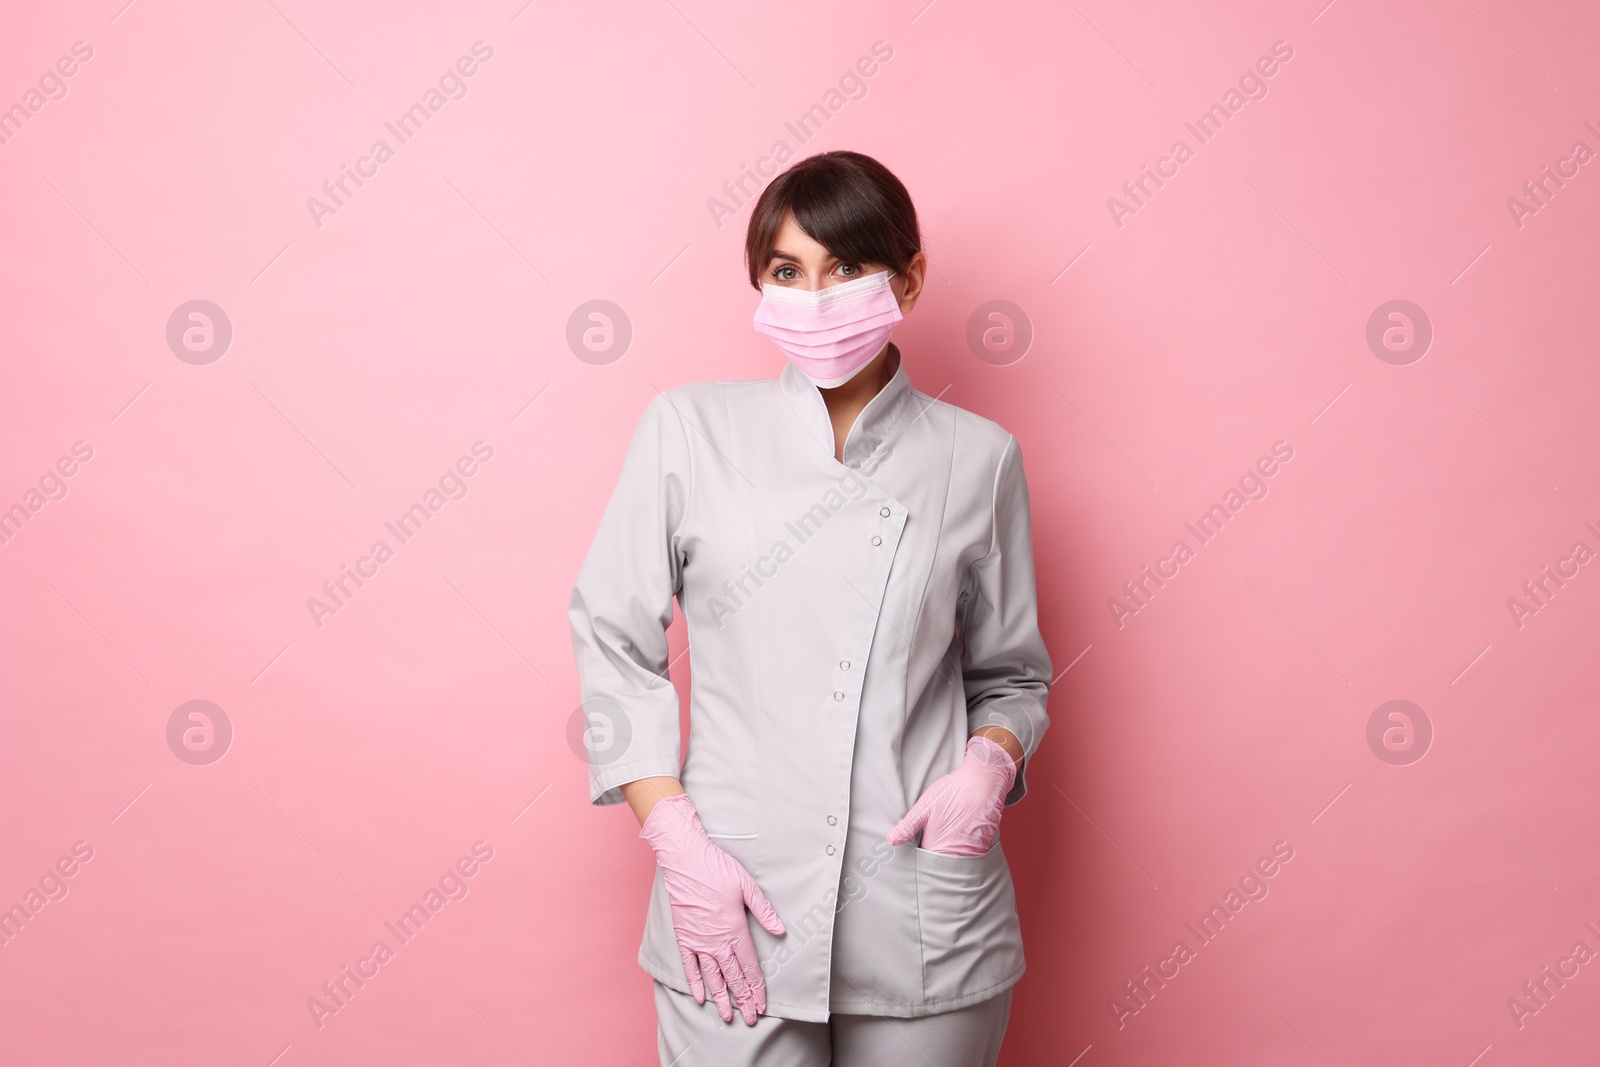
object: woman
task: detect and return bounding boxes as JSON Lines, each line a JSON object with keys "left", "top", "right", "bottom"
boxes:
{"left": 568, "top": 150, "right": 1051, "bottom": 1067}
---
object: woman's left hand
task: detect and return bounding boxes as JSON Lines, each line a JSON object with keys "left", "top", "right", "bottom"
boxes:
{"left": 887, "top": 734, "right": 1018, "bottom": 856}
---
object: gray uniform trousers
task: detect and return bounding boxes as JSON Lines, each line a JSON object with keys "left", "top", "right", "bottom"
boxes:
{"left": 654, "top": 981, "right": 1013, "bottom": 1067}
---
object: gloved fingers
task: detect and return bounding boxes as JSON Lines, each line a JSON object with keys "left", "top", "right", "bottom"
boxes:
{"left": 737, "top": 869, "right": 786, "bottom": 936}
{"left": 732, "top": 933, "right": 768, "bottom": 1018}
{"left": 920, "top": 799, "right": 998, "bottom": 856}
{"left": 715, "top": 947, "right": 758, "bottom": 1026}
{"left": 678, "top": 942, "right": 706, "bottom": 1004}
{"left": 913, "top": 791, "right": 975, "bottom": 855}
{"left": 886, "top": 782, "right": 941, "bottom": 845}
{"left": 698, "top": 951, "right": 734, "bottom": 1023}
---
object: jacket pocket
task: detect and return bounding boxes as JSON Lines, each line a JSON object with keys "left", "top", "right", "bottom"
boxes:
{"left": 706, "top": 832, "right": 760, "bottom": 877}
{"left": 913, "top": 835, "right": 1025, "bottom": 1003}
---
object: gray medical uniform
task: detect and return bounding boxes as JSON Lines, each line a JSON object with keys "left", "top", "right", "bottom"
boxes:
{"left": 568, "top": 346, "right": 1052, "bottom": 1039}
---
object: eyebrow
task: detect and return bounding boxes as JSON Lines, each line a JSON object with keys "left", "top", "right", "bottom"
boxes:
{"left": 768, "top": 250, "right": 842, "bottom": 266}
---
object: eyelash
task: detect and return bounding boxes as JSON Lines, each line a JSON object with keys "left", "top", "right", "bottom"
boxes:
{"left": 770, "top": 263, "right": 862, "bottom": 282}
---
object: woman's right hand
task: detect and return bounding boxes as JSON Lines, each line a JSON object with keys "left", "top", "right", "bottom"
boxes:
{"left": 638, "top": 793, "right": 787, "bottom": 1025}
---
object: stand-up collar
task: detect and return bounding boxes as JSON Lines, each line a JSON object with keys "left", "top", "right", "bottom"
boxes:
{"left": 776, "top": 344, "right": 913, "bottom": 471}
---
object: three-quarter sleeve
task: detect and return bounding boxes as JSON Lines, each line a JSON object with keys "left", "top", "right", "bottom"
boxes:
{"left": 567, "top": 392, "right": 694, "bottom": 806}
{"left": 959, "top": 434, "right": 1052, "bottom": 805}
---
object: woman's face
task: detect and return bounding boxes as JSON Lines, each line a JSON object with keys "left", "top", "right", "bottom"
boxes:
{"left": 763, "top": 212, "right": 926, "bottom": 312}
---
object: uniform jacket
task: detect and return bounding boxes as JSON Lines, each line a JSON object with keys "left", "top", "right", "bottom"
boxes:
{"left": 568, "top": 346, "right": 1052, "bottom": 1021}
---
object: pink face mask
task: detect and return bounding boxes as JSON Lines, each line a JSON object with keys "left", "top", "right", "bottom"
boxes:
{"left": 752, "top": 270, "right": 903, "bottom": 388}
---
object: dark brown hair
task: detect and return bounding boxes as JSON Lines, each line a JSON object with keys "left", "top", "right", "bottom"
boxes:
{"left": 744, "top": 151, "right": 922, "bottom": 290}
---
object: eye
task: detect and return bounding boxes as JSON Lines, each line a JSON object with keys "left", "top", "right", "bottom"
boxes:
{"left": 770, "top": 264, "right": 798, "bottom": 282}
{"left": 836, "top": 263, "right": 861, "bottom": 278}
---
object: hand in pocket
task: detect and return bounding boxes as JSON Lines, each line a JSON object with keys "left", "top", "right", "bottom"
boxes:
{"left": 887, "top": 735, "right": 1016, "bottom": 857}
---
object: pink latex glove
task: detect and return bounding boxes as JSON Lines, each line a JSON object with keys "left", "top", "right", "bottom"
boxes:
{"left": 639, "top": 793, "right": 786, "bottom": 1025}
{"left": 887, "top": 735, "right": 1018, "bottom": 856}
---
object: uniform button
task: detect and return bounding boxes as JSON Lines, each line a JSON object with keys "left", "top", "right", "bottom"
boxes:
{"left": 825, "top": 845, "right": 835, "bottom": 855}
{"left": 827, "top": 815, "right": 837, "bottom": 826}
{"left": 879, "top": 507, "right": 890, "bottom": 517}
{"left": 839, "top": 660, "right": 850, "bottom": 670}
{"left": 833, "top": 691, "right": 845, "bottom": 701}
{"left": 871, "top": 535, "right": 882, "bottom": 546}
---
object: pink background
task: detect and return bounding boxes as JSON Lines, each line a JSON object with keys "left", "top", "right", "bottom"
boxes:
{"left": 3, "top": 1, "right": 1598, "bottom": 1063}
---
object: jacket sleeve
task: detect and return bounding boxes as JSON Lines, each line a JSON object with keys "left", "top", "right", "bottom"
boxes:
{"left": 960, "top": 434, "right": 1052, "bottom": 805}
{"left": 567, "top": 391, "right": 693, "bottom": 806}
